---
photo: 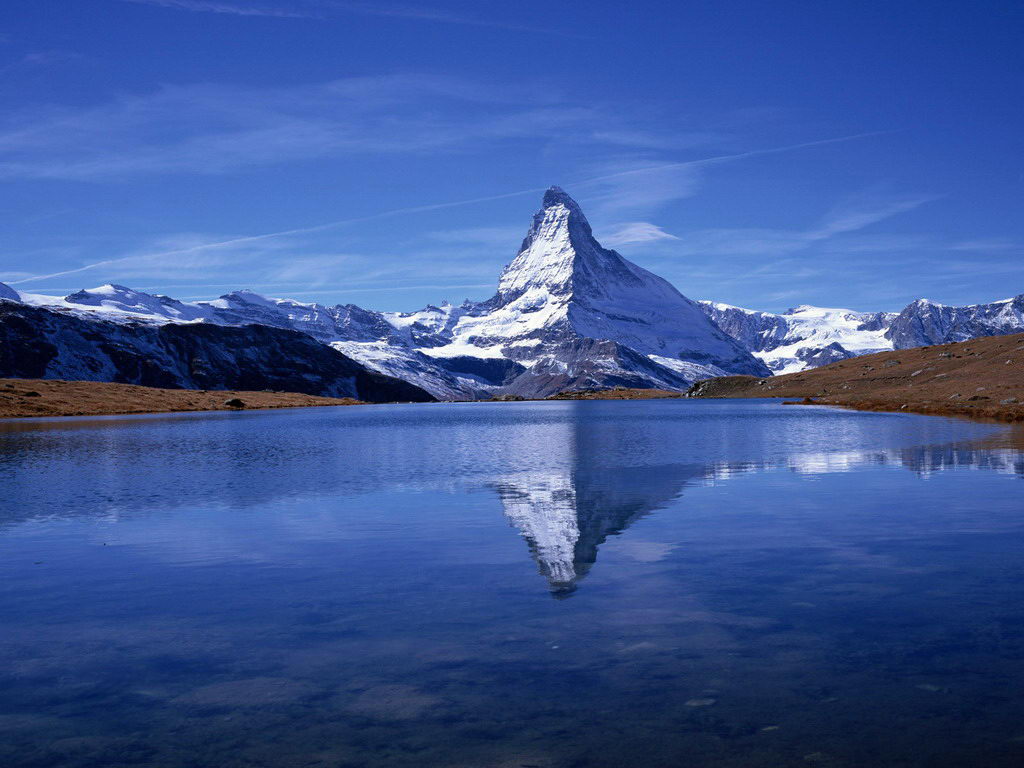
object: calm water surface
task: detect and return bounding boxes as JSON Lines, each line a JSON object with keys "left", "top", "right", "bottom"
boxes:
{"left": 1, "top": 399, "right": 1023, "bottom": 768}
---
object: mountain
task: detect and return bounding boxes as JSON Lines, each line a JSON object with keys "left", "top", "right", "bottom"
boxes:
{"left": 700, "top": 295, "right": 1024, "bottom": 375}
{"left": 410, "top": 187, "right": 770, "bottom": 395}
{"left": 698, "top": 302, "right": 896, "bottom": 374}
{"left": 4, "top": 188, "right": 769, "bottom": 399}
{"left": 886, "top": 296, "right": 1024, "bottom": 349}
{"left": 6, "top": 188, "right": 1023, "bottom": 396}
{"left": 0, "top": 302, "right": 433, "bottom": 403}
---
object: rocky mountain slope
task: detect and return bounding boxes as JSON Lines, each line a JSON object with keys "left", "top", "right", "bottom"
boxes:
{"left": 0, "top": 302, "right": 433, "bottom": 403}
{"left": 886, "top": 296, "right": 1024, "bottom": 349}
{"left": 698, "top": 302, "right": 895, "bottom": 374}
{"left": 3, "top": 187, "right": 768, "bottom": 399}
{"left": 700, "top": 295, "right": 1024, "bottom": 375}
{"left": 3, "top": 186, "right": 1022, "bottom": 398}
{"left": 406, "top": 187, "right": 769, "bottom": 396}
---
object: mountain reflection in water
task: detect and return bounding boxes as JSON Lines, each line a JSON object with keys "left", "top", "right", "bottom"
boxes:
{"left": 490, "top": 416, "right": 1023, "bottom": 597}
{"left": 1, "top": 402, "right": 1024, "bottom": 768}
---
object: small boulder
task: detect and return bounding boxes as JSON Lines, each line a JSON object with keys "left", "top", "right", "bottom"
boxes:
{"left": 223, "top": 398, "right": 246, "bottom": 409}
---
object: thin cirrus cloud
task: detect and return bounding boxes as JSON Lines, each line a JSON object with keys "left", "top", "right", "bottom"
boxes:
{"left": 0, "top": 50, "right": 84, "bottom": 76}
{"left": 601, "top": 222, "right": 681, "bottom": 247}
{"left": 0, "top": 75, "right": 611, "bottom": 180}
{"left": 116, "top": 0, "right": 583, "bottom": 35}
{"left": 118, "top": 0, "right": 313, "bottom": 17}
{"left": 668, "top": 194, "right": 940, "bottom": 261}
{"left": 8, "top": 130, "right": 892, "bottom": 292}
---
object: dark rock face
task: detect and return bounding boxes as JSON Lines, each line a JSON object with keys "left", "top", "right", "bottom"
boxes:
{"left": 697, "top": 304, "right": 789, "bottom": 352}
{"left": 433, "top": 355, "right": 526, "bottom": 386}
{"left": 795, "top": 342, "right": 855, "bottom": 368}
{"left": 498, "top": 339, "right": 693, "bottom": 399}
{"left": 0, "top": 305, "right": 59, "bottom": 378}
{"left": 886, "top": 296, "right": 1024, "bottom": 349}
{"left": 0, "top": 303, "right": 433, "bottom": 403}
{"left": 856, "top": 312, "right": 894, "bottom": 332}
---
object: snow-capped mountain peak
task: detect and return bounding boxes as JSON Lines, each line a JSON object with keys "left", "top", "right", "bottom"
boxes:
{"left": 420, "top": 186, "right": 771, "bottom": 391}
{"left": 496, "top": 185, "right": 607, "bottom": 302}
{"left": 10, "top": 186, "right": 772, "bottom": 398}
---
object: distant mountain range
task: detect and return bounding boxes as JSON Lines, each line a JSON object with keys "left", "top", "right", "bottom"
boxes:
{"left": 2, "top": 187, "right": 1022, "bottom": 400}
{"left": 699, "top": 295, "right": 1024, "bottom": 374}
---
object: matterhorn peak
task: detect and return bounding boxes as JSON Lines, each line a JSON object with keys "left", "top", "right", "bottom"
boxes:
{"left": 537, "top": 185, "right": 594, "bottom": 239}
{"left": 496, "top": 186, "right": 614, "bottom": 303}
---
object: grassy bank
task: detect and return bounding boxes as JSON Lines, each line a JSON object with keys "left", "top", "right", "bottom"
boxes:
{"left": 688, "top": 332, "right": 1024, "bottom": 423}
{"left": 0, "top": 379, "right": 362, "bottom": 419}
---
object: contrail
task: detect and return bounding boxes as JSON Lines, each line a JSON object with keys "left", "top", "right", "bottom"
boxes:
{"left": 10, "top": 131, "right": 889, "bottom": 287}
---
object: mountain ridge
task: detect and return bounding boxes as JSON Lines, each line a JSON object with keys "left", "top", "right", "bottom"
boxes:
{"left": 3, "top": 186, "right": 1022, "bottom": 398}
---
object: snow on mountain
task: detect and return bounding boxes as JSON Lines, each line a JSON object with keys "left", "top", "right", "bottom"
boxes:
{"left": 20, "top": 284, "right": 214, "bottom": 323}
{"left": 196, "top": 292, "right": 491, "bottom": 399}
{"left": 411, "top": 186, "right": 770, "bottom": 395}
{"left": 12, "top": 186, "right": 1021, "bottom": 396}
{"left": 0, "top": 300, "right": 433, "bottom": 402}
{"left": 20, "top": 186, "right": 765, "bottom": 399}
{"left": 885, "top": 295, "right": 1024, "bottom": 349}
{"left": 699, "top": 301, "right": 897, "bottom": 374}
{"left": 702, "top": 293, "right": 1024, "bottom": 375}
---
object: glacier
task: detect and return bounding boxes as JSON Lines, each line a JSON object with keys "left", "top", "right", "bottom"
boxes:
{"left": 698, "top": 302, "right": 897, "bottom": 374}
{"left": 699, "top": 295, "right": 1024, "bottom": 375}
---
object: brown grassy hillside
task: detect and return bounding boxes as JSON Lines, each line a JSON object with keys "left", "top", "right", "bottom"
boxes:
{"left": 0, "top": 379, "right": 362, "bottom": 419}
{"left": 688, "top": 332, "right": 1024, "bottom": 422}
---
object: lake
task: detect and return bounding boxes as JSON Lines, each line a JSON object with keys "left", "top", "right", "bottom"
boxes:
{"left": 1, "top": 399, "right": 1023, "bottom": 768}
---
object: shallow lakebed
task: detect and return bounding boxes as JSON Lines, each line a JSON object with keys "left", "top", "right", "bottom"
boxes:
{"left": 1, "top": 399, "right": 1023, "bottom": 767}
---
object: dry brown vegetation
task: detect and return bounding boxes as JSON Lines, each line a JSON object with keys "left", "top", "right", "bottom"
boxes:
{"left": 0, "top": 379, "right": 362, "bottom": 419}
{"left": 688, "top": 332, "right": 1024, "bottom": 423}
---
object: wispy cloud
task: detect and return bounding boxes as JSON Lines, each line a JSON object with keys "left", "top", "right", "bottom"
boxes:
{"left": 10, "top": 131, "right": 889, "bottom": 290}
{"left": 570, "top": 132, "right": 892, "bottom": 222}
{"left": 0, "top": 74, "right": 605, "bottom": 180}
{"left": 425, "top": 226, "right": 523, "bottom": 246}
{"left": 948, "top": 238, "right": 1017, "bottom": 252}
{"left": 319, "top": 1, "right": 576, "bottom": 34}
{"left": 0, "top": 50, "right": 84, "bottom": 76}
{"left": 808, "top": 195, "right": 940, "bottom": 241}
{"left": 601, "top": 222, "right": 680, "bottom": 247}
{"left": 119, "top": 0, "right": 313, "bottom": 17}
{"left": 117, "top": 0, "right": 586, "bottom": 35}
{"left": 664, "top": 193, "right": 939, "bottom": 261}
{"left": 581, "top": 157, "right": 705, "bottom": 217}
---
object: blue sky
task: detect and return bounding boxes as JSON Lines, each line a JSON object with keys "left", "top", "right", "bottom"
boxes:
{"left": 1, "top": 0, "right": 1021, "bottom": 313}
